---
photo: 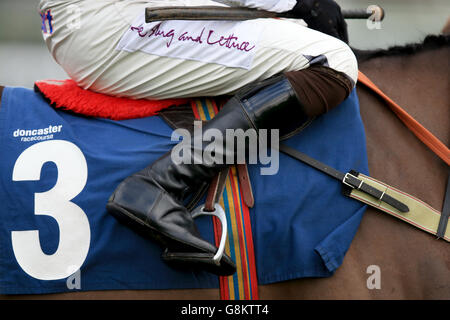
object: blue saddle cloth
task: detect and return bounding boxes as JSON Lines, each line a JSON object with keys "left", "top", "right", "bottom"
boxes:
{"left": 0, "top": 87, "right": 368, "bottom": 294}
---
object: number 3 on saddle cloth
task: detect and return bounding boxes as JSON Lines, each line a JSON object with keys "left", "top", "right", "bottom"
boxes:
{"left": 0, "top": 81, "right": 369, "bottom": 296}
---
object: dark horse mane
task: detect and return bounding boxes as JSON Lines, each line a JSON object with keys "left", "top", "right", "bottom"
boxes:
{"left": 0, "top": 35, "right": 447, "bottom": 99}
{"left": 354, "top": 34, "right": 450, "bottom": 62}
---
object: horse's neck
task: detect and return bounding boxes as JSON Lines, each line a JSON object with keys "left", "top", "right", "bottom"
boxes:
{"left": 358, "top": 46, "right": 449, "bottom": 145}
{"left": 356, "top": 46, "right": 449, "bottom": 211}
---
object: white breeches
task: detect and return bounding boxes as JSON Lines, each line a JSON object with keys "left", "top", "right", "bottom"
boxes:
{"left": 39, "top": 0, "right": 358, "bottom": 100}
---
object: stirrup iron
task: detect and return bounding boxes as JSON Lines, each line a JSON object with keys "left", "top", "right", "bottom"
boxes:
{"left": 161, "top": 203, "right": 234, "bottom": 275}
{"left": 191, "top": 203, "right": 228, "bottom": 266}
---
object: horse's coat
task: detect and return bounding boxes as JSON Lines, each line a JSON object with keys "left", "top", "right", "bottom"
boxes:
{"left": 0, "top": 86, "right": 367, "bottom": 295}
{"left": 1, "top": 35, "right": 447, "bottom": 300}
{"left": 259, "top": 36, "right": 450, "bottom": 300}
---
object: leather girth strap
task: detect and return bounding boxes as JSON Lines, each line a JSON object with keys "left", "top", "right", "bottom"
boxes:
{"left": 279, "top": 144, "right": 409, "bottom": 213}
{"left": 189, "top": 98, "right": 259, "bottom": 300}
{"left": 160, "top": 98, "right": 260, "bottom": 300}
{"left": 279, "top": 144, "right": 449, "bottom": 241}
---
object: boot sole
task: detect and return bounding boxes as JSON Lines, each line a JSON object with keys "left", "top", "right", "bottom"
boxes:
{"left": 106, "top": 201, "right": 236, "bottom": 276}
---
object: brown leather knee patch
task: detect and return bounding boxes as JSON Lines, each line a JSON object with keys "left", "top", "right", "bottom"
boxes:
{"left": 284, "top": 66, "right": 353, "bottom": 117}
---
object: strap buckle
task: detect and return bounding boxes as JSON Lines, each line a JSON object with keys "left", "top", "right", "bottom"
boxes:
{"left": 342, "top": 173, "right": 364, "bottom": 189}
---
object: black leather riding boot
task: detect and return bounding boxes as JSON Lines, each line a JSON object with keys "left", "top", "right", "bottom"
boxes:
{"left": 106, "top": 75, "right": 311, "bottom": 275}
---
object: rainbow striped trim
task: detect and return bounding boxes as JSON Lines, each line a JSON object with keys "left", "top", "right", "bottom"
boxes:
{"left": 191, "top": 98, "right": 259, "bottom": 300}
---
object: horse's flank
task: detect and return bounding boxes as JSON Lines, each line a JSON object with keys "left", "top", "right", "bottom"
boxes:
{"left": 260, "top": 35, "right": 449, "bottom": 299}
{"left": 0, "top": 36, "right": 449, "bottom": 300}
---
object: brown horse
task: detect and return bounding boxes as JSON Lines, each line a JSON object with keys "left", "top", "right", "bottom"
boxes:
{"left": 0, "top": 35, "right": 448, "bottom": 300}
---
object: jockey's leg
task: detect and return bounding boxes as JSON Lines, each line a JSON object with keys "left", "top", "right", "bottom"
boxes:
{"left": 39, "top": 0, "right": 357, "bottom": 99}
{"left": 40, "top": 0, "right": 357, "bottom": 275}
{"left": 106, "top": 65, "right": 353, "bottom": 275}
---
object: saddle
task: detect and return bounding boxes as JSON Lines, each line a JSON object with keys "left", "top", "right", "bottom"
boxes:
{"left": 34, "top": 76, "right": 449, "bottom": 269}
